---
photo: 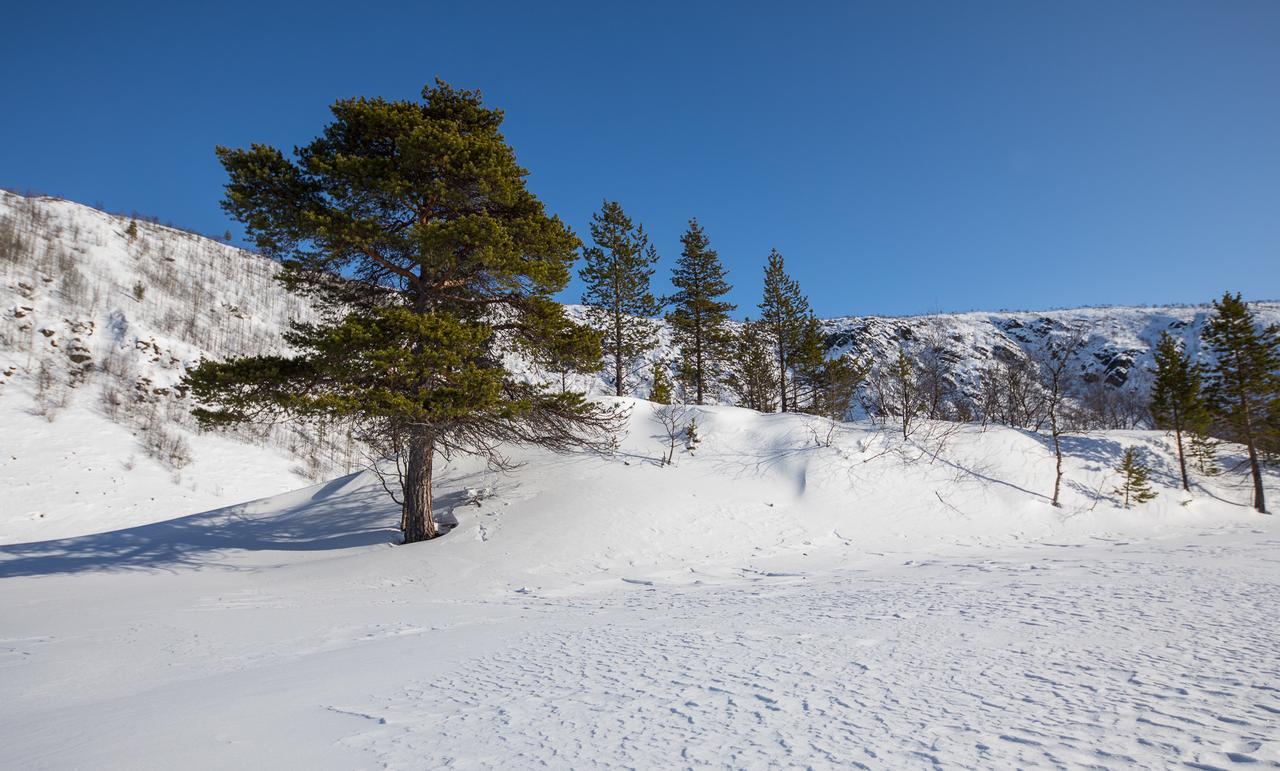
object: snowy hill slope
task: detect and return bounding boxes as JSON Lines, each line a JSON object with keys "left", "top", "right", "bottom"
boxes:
{"left": 1, "top": 404, "right": 1276, "bottom": 768}
{"left": 3, "top": 189, "right": 1277, "bottom": 541}
{"left": 821, "top": 301, "right": 1280, "bottom": 418}
{"left": 0, "top": 191, "right": 357, "bottom": 540}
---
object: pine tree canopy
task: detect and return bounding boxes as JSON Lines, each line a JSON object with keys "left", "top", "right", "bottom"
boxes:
{"left": 1114, "top": 447, "right": 1157, "bottom": 508}
{"left": 185, "top": 81, "right": 618, "bottom": 541}
{"left": 727, "top": 317, "right": 779, "bottom": 413}
{"left": 1201, "top": 291, "right": 1280, "bottom": 512}
{"left": 667, "top": 218, "right": 735, "bottom": 404}
{"left": 758, "top": 248, "right": 821, "bottom": 412}
{"left": 579, "top": 200, "right": 661, "bottom": 396}
{"left": 1149, "top": 331, "right": 1209, "bottom": 492}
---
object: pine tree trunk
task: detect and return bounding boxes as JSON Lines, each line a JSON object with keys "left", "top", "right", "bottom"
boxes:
{"left": 613, "top": 310, "right": 624, "bottom": 397}
{"left": 1173, "top": 425, "right": 1190, "bottom": 492}
{"left": 1237, "top": 385, "right": 1267, "bottom": 513}
{"left": 402, "top": 430, "right": 437, "bottom": 543}
{"left": 777, "top": 346, "right": 788, "bottom": 413}
{"left": 1247, "top": 441, "right": 1266, "bottom": 514}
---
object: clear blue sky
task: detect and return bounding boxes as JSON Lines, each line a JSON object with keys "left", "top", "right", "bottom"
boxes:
{"left": 5, "top": 1, "right": 1278, "bottom": 317}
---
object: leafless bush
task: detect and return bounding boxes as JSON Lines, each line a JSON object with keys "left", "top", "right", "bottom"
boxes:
{"left": 139, "top": 413, "right": 192, "bottom": 470}
{"left": 32, "top": 358, "right": 69, "bottom": 421}
{"left": 655, "top": 404, "right": 693, "bottom": 466}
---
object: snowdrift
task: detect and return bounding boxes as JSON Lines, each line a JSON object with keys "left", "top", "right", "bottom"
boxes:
{"left": 2, "top": 402, "right": 1268, "bottom": 588}
{"left": 2, "top": 403, "right": 1277, "bottom": 769}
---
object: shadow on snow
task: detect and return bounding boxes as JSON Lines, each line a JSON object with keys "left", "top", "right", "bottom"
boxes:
{"left": 0, "top": 472, "right": 411, "bottom": 578}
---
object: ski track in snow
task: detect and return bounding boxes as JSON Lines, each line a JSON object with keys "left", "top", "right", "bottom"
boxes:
{"left": 340, "top": 537, "right": 1280, "bottom": 769}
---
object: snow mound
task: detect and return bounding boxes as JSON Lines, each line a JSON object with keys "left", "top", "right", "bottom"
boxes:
{"left": 1, "top": 404, "right": 1277, "bottom": 768}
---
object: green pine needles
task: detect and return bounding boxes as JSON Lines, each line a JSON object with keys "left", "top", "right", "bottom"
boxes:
{"left": 579, "top": 200, "right": 661, "bottom": 397}
{"left": 1202, "top": 292, "right": 1280, "bottom": 513}
{"left": 184, "top": 81, "right": 620, "bottom": 544}
{"left": 1113, "top": 447, "right": 1158, "bottom": 508}
{"left": 666, "top": 218, "right": 735, "bottom": 404}
{"left": 1149, "top": 331, "right": 1210, "bottom": 492}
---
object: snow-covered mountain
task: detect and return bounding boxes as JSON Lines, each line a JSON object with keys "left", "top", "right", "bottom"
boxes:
{"left": 2, "top": 189, "right": 1275, "bottom": 538}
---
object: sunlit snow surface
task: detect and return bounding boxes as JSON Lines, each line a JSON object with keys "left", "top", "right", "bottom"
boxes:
{"left": 2, "top": 404, "right": 1277, "bottom": 768}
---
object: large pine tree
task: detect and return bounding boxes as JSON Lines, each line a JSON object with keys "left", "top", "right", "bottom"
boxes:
{"left": 579, "top": 201, "right": 662, "bottom": 396}
{"left": 666, "top": 218, "right": 735, "bottom": 404}
{"left": 1202, "top": 292, "right": 1280, "bottom": 513}
{"left": 758, "top": 249, "right": 823, "bottom": 412}
{"left": 1149, "top": 331, "right": 1208, "bottom": 492}
{"left": 183, "top": 81, "right": 618, "bottom": 544}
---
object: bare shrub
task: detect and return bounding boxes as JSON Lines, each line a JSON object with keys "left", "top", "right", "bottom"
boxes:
{"left": 33, "top": 358, "right": 69, "bottom": 421}
{"left": 655, "top": 404, "right": 693, "bottom": 466}
{"left": 139, "top": 414, "right": 192, "bottom": 470}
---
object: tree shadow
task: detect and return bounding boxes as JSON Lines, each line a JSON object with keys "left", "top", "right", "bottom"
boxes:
{"left": 1028, "top": 432, "right": 1128, "bottom": 468}
{"left": 0, "top": 472, "right": 405, "bottom": 578}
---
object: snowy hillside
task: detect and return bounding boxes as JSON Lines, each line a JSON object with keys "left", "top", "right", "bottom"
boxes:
{"left": 2, "top": 189, "right": 1277, "bottom": 541}
{"left": 821, "top": 302, "right": 1280, "bottom": 419}
{"left": 1, "top": 404, "right": 1276, "bottom": 767}
{"left": 0, "top": 191, "right": 356, "bottom": 541}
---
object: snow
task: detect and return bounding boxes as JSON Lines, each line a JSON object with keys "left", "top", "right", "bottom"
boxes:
{"left": 2, "top": 403, "right": 1277, "bottom": 768}
{"left": 0, "top": 386, "right": 310, "bottom": 544}
{"left": 4, "top": 189, "right": 1278, "bottom": 543}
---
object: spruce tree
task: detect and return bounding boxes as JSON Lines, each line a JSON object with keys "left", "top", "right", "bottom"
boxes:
{"left": 579, "top": 200, "right": 662, "bottom": 397}
{"left": 650, "top": 361, "right": 673, "bottom": 405}
{"left": 1113, "top": 447, "right": 1158, "bottom": 508}
{"left": 813, "top": 355, "right": 870, "bottom": 423}
{"left": 1149, "top": 331, "right": 1209, "bottom": 492}
{"left": 727, "top": 317, "right": 778, "bottom": 412}
{"left": 1202, "top": 292, "right": 1280, "bottom": 513}
{"left": 183, "top": 81, "right": 618, "bottom": 544}
{"left": 758, "top": 249, "right": 821, "bottom": 412}
{"left": 789, "top": 313, "right": 827, "bottom": 412}
{"left": 666, "top": 218, "right": 735, "bottom": 404}
{"left": 1189, "top": 432, "right": 1220, "bottom": 476}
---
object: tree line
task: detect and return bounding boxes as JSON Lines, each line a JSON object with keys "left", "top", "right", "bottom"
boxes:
{"left": 183, "top": 81, "right": 1279, "bottom": 547}
{"left": 575, "top": 195, "right": 1278, "bottom": 514}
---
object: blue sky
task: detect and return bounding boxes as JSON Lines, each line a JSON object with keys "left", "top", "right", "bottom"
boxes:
{"left": 4, "top": 1, "right": 1278, "bottom": 317}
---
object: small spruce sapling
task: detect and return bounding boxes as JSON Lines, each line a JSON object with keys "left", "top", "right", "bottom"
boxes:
{"left": 684, "top": 417, "right": 701, "bottom": 454}
{"left": 1114, "top": 447, "right": 1158, "bottom": 508}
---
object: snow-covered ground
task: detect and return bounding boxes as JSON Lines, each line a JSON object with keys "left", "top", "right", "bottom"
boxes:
{"left": 2, "top": 404, "right": 1276, "bottom": 768}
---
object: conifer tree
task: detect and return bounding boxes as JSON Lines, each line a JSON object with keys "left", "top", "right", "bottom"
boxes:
{"left": 727, "top": 317, "right": 778, "bottom": 412}
{"left": 758, "top": 249, "right": 822, "bottom": 412}
{"left": 184, "top": 81, "right": 618, "bottom": 544}
{"left": 579, "top": 201, "right": 661, "bottom": 397}
{"left": 1113, "top": 447, "right": 1158, "bottom": 508}
{"left": 812, "top": 355, "right": 870, "bottom": 423}
{"left": 650, "top": 360, "right": 673, "bottom": 405}
{"left": 1189, "top": 432, "right": 1220, "bottom": 476}
{"left": 1202, "top": 292, "right": 1280, "bottom": 513}
{"left": 684, "top": 417, "right": 701, "bottom": 453}
{"left": 666, "top": 218, "right": 735, "bottom": 404}
{"left": 1149, "top": 332, "right": 1209, "bottom": 492}
{"left": 789, "top": 313, "right": 827, "bottom": 412}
